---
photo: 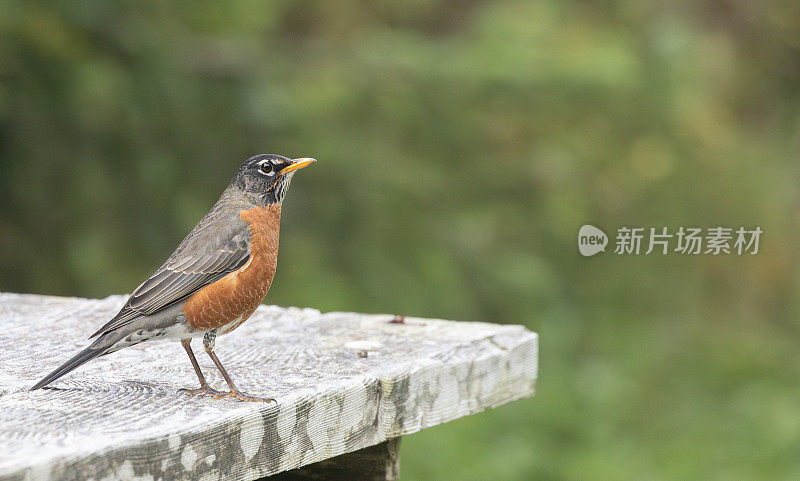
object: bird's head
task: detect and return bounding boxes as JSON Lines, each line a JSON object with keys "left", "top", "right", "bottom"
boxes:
{"left": 233, "top": 154, "right": 316, "bottom": 206}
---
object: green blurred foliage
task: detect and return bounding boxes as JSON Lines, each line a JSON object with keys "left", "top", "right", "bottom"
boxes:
{"left": 1, "top": 1, "right": 799, "bottom": 479}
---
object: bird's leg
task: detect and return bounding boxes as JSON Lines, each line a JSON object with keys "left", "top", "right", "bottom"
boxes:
{"left": 202, "top": 331, "right": 274, "bottom": 403}
{"left": 178, "top": 338, "right": 227, "bottom": 397}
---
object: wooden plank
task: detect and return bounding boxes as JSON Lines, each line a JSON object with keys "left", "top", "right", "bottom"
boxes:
{"left": 0, "top": 293, "right": 538, "bottom": 481}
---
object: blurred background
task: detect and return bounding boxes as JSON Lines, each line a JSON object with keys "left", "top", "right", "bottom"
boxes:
{"left": 1, "top": 1, "right": 799, "bottom": 479}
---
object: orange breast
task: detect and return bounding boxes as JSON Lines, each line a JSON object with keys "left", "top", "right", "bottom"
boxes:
{"left": 182, "top": 205, "right": 281, "bottom": 332}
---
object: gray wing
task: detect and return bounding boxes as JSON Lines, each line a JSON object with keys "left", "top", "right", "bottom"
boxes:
{"left": 90, "top": 211, "right": 252, "bottom": 338}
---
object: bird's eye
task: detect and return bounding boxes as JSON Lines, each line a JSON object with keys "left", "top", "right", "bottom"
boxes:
{"left": 258, "top": 162, "right": 274, "bottom": 175}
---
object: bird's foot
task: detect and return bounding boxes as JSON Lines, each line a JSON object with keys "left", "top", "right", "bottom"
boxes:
{"left": 214, "top": 388, "right": 275, "bottom": 403}
{"left": 179, "top": 384, "right": 274, "bottom": 403}
{"left": 179, "top": 384, "right": 229, "bottom": 398}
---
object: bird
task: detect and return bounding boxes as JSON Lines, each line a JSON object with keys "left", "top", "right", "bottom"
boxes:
{"left": 30, "top": 154, "right": 316, "bottom": 402}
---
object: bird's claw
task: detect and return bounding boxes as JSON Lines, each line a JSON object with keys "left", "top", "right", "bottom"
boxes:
{"left": 179, "top": 385, "right": 274, "bottom": 403}
{"left": 179, "top": 385, "right": 228, "bottom": 398}
{"left": 214, "top": 390, "right": 275, "bottom": 403}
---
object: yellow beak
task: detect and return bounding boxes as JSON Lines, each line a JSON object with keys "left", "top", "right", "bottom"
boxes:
{"left": 279, "top": 158, "right": 317, "bottom": 175}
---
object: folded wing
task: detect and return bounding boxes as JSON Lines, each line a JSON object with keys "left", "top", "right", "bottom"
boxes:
{"left": 90, "top": 230, "right": 251, "bottom": 338}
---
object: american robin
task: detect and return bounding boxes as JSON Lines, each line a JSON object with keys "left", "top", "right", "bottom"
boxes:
{"left": 31, "top": 154, "right": 316, "bottom": 402}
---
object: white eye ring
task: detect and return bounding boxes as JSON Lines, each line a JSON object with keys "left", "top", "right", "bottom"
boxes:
{"left": 258, "top": 160, "right": 275, "bottom": 176}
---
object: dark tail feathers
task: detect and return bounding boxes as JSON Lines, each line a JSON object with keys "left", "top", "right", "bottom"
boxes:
{"left": 30, "top": 334, "right": 120, "bottom": 391}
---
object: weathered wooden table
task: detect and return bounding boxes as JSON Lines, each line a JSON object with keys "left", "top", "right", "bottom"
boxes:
{"left": 0, "top": 293, "right": 538, "bottom": 481}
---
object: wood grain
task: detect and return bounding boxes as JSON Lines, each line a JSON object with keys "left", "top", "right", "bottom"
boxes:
{"left": 0, "top": 293, "right": 538, "bottom": 481}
